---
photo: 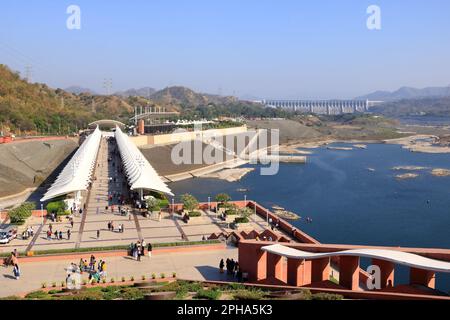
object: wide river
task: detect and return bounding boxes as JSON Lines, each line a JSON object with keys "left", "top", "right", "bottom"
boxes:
{"left": 170, "top": 143, "right": 450, "bottom": 291}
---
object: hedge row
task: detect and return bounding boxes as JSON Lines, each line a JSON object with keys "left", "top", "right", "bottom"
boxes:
{"left": 0, "top": 240, "right": 221, "bottom": 258}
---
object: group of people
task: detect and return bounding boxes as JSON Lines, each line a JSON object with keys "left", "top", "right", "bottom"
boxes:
{"left": 129, "top": 240, "right": 152, "bottom": 261}
{"left": 219, "top": 258, "right": 242, "bottom": 282}
{"left": 67, "top": 255, "right": 107, "bottom": 285}
{"left": 182, "top": 213, "right": 191, "bottom": 224}
{"left": 78, "top": 255, "right": 106, "bottom": 275}
{"left": 21, "top": 226, "right": 34, "bottom": 240}
{"left": 106, "top": 221, "right": 124, "bottom": 233}
{"left": 46, "top": 224, "right": 71, "bottom": 241}
{"left": 108, "top": 191, "right": 125, "bottom": 207}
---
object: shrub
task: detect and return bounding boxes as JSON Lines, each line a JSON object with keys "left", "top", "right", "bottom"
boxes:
{"left": 102, "top": 279, "right": 106, "bottom": 284}
{"left": 234, "top": 217, "right": 249, "bottom": 224}
{"left": 215, "top": 193, "right": 231, "bottom": 205}
{"left": 52, "top": 282, "right": 57, "bottom": 288}
{"left": 151, "top": 273, "right": 156, "bottom": 279}
{"left": 233, "top": 289, "right": 265, "bottom": 300}
{"left": 160, "top": 273, "right": 165, "bottom": 279}
{"left": 46, "top": 201, "right": 66, "bottom": 215}
{"left": 121, "top": 277, "right": 126, "bottom": 282}
{"left": 175, "top": 287, "right": 189, "bottom": 299}
{"left": 181, "top": 194, "right": 199, "bottom": 212}
{"left": 0, "top": 296, "right": 23, "bottom": 300}
{"left": 63, "top": 290, "right": 104, "bottom": 300}
{"left": 119, "top": 287, "right": 144, "bottom": 300}
{"left": 61, "top": 281, "right": 65, "bottom": 287}
{"left": 188, "top": 211, "right": 202, "bottom": 217}
{"left": 238, "top": 207, "right": 253, "bottom": 219}
{"left": 158, "top": 199, "right": 170, "bottom": 208}
{"left": 41, "top": 282, "right": 47, "bottom": 288}
{"left": 146, "top": 197, "right": 160, "bottom": 212}
{"left": 194, "top": 288, "right": 222, "bottom": 300}
{"left": 172, "top": 272, "right": 177, "bottom": 278}
{"left": 141, "top": 275, "right": 146, "bottom": 281}
{"left": 25, "top": 291, "right": 49, "bottom": 300}
{"left": 110, "top": 278, "right": 115, "bottom": 283}
{"left": 311, "top": 293, "right": 344, "bottom": 300}
{"left": 9, "top": 202, "right": 35, "bottom": 225}
{"left": 48, "top": 290, "right": 61, "bottom": 295}
{"left": 130, "top": 276, "right": 135, "bottom": 281}
{"left": 226, "top": 283, "right": 246, "bottom": 291}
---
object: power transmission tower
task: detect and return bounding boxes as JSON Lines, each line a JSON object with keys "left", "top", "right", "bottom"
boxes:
{"left": 25, "top": 65, "right": 33, "bottom": 82}
{"left": 103, "top": 78, "right": 113, "bottom": 95}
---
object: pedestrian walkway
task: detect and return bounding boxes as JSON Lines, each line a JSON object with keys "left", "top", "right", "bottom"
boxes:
{"left": 0, "top": 133, "right": 293, "bottom": 255}
{"left": 0, "top": 247, "right": 239, "bottom": 298}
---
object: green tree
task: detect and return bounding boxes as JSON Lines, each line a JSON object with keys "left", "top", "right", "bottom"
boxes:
{"left": 181, "top": 194, "right": 199, "bottom": 213}
{"left": 239, "top": 207, "right": 253, "bottom": 219}
{"left": 215, "top": 193, "right": 231, "bottom": 205}
{"left": 9, "top": 202, "right": 36, "bottom": 225}
{"left": 146, "top": 197, "right": 160, "bottom": 212}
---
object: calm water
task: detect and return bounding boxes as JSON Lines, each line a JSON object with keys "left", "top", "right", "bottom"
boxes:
{"left": 397, "top": 115, "right": 450, "bottom": 126}
{"left": 170, "top": 143, "right": 450, "bottom": 291}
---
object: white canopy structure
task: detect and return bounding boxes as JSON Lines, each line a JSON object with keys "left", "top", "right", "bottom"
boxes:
{"left": 41, "top": 127, "right": 102, "bottom": 202}
{"left": 262, "top": 244, "right": 450, "bottom": 274}
{"left": 114, "top": 126, "right": 173, "bottom": 196}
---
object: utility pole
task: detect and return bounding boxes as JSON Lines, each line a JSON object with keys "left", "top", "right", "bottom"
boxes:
{"left": 103, "top": 78, "right": 113, "bottom": 95}
{"left": 25, "top": 65, "right": 33, "bottom": 82}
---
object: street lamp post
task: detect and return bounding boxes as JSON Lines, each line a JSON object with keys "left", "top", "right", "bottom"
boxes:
{"left": 40, "top": 203, "right": 44, "bottom": 226}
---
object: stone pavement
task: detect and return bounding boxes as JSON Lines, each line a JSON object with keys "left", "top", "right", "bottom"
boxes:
{"left": 0, "top": 134, "right": 294, "bottom": 258}
{"left": 0, "top": 247, "right": 239, "bottom": 298}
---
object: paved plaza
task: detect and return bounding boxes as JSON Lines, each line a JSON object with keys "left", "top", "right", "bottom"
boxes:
{"left": 0, "top": 135, "right": 286, "bottom": 254}
{"left": 0, "top": 247, "right": 239, "bottom": 298}
{"left": 0, "top": 134, "right": 296, "bottom": 297}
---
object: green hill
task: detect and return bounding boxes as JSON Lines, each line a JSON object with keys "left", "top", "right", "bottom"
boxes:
{"left": 0, "top": 64, "right": 285, "bottom": 135}
{"left": 0, "top": 64, "right": 133, "bottom": 134}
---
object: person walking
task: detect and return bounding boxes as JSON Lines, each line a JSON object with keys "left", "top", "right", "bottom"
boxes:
{"left": 70, "top": 220, "right": 74, "bottom": 228}
{"left": 67, "top": 229, "right": 71, "bottom": 240}
{"left": 13, "top": 264, "right": 20, "bottom": 280}
{"left": 97, "top": 230, "right": 100, "bottom": 239}
{"left": 219, "top": 259, "right": 224, "bottom": 274}
{"left": 147, "top": 243, "right": 152, "bottom": 258}
{"left": 133, "top": 246, "right": 138, "bottom": 261}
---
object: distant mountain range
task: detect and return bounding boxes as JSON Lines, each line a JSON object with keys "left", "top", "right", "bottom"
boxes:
{"left": 114, "top": 87, "right": 157, "bottom": 98}
{"left": 65, "top": 86, "right": 97, "bottom": 95}
{"left": 356, "top": 86, "right": 450, "bottom": 101}
{"left": 370, "top": 96, "right": 450, "bottom": 117}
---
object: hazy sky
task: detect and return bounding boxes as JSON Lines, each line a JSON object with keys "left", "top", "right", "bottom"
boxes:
{"left": 1, "top": 0, "right": 450, "bottom": 99}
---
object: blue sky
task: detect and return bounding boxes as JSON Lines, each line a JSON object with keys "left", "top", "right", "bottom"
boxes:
{"left": 1, "top": 0, "right": 450, "bottom": 99}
